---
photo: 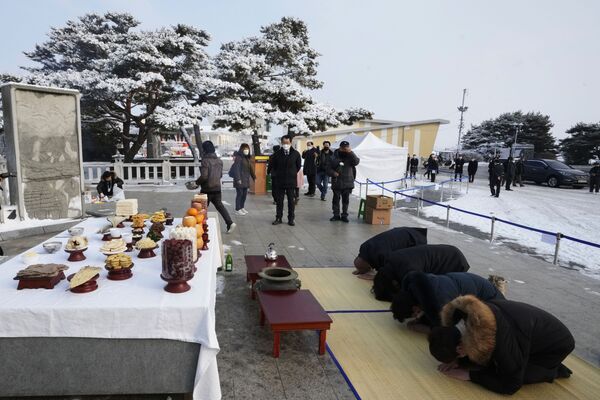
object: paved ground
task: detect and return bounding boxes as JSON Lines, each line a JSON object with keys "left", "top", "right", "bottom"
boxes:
{"left": 1, "top": 184, "right": 599, "bottom": 399}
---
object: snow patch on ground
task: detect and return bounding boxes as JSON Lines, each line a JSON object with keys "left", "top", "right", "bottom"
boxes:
{"left": 0, "top": 217, "right": 75, "bottom": 233}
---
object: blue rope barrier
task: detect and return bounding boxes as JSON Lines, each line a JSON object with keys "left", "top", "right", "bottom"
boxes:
{"left": 448, "top": 206, "right": 493, "bottom": 220}
{"left": 494, "top": 217, "right": 556, "bottom": 236}
{"left": 561, "top": 235, "right": 600, "bottom": 249}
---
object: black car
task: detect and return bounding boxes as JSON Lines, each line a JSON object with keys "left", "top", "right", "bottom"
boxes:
{"left": 523, "top": 159, "right": 589, "bottom": 188}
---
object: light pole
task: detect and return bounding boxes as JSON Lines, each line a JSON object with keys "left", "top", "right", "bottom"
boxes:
{"left": 456, "top": 89, "right": 468, "bottom": 158}
{"left": 510, "top": 122, "right": 523, "bottom": 158}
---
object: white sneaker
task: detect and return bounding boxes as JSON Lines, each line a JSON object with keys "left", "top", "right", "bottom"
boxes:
{"left": 227, "top": 223, "right": 237, "bottom": 234}
{"left": 241, "top": 208, "right": 249, "bottom": 215}
{"left": 235, "top": 210, "right": 245, "bottom": 216}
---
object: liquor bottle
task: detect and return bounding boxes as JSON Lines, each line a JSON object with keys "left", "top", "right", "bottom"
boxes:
{"left": 225, "top": 252, "right": 233, "bottom": 272}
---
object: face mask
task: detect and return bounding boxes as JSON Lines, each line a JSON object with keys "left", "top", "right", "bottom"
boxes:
{"left": 307, "top": 145, "right": 313, "bottom": 150}
{"left": 282, "top": 144, "right": 291, "bottom": 151}
{"left": 243, "top": 149, "right": 250, "bottom": 156}
{"left": 324, "top": 146, "right": 330, "bottom": 151}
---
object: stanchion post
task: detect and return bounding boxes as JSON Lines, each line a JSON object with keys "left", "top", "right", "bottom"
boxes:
{"left": 365, "top": 179, "right": 369, "bottom": 196}
{"left": 358, "top": 182, "right": 362, "bottom": 199}
{"left": 553, "top": 232, "right": 562, "bottom": 265}
{"left": 449, "top": 179, "right": 454, "bottom": 200}
{"left": 490, "top": 216, "right": 496, "bottom": 243}
{"left": 393, "top": 192, "right": 397, "bottom": 209}
{"left": 466, "top": 179, "right": 469, "bottom": 194}
{"left": 440, "top": 182, "right": 444, "bottom": 202}
{"left": 446, "top": 205, "right": 450, "bottom": 228}
{"left": 381, "top": 182, "right": 385, "bottom": 195}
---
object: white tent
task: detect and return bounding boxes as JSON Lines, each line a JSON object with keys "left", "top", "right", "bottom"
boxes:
{"left": 332, "top": 132, "right": 408, "bottom": 194}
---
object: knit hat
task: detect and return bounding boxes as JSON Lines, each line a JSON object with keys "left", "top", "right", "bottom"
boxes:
{"left": 202, "top": 141, "right": 215, "bottom": 154}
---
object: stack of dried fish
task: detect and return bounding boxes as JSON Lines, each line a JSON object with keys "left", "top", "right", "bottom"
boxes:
{"left": 15, "top": 264, "right": 69, "bottom": 279}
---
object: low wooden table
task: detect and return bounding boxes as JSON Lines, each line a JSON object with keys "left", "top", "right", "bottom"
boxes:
{"left": 257, "top": 290, "right": 332, "bottom": 358}
{"left": 244, "top": 255, "right": 291, "bottom": 299}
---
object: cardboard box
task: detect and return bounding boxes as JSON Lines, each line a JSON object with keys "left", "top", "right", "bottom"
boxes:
{"left": 366, "top": 195, "right": 394, "bottom": 210}
{"left": 364, "top": 206, "right": 391, "bottom": 225}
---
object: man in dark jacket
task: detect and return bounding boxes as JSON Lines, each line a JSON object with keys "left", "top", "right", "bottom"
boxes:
{"left": 409, "top": 154, "right": 419, "bottom": 179}
{"left": 589, "top": 161, "right": 600, "bottom": 193}
{"left": 195, "top": 141, "right": 236, "bottom": 233}
{"left": 316, "top": 141, "right": 333, "bottom": 201}
{"left": 489, "top": 156, "right": 504, "bottom": 197}
{"left": 467, "top": 158, "right": 478, "bottom": 183}
{"left": 354, "top": 227, "right": 428, "bottom": 276}
{"left": 504, "top": 157, "right": 516, "bottom": 191}
{"left": 514, "top": 157, "right": 525, "bottom": 187}
{"left": 428, "top": 295, "right": 575, "bottom": 395}
{"left": 391, "top": 271, "right": 505, "bottom": 332}
{"left": 453, "top": 155, "right": 465, "bottom": 181}
{"left": 327, "top": 141, "right": 360, "bottom": 223}
{"left": 267, "top": 135, "right": 301, "bottom": 226}
{"left": 372, "top": 244, "right": 471, "bottom": 301}
{"left": 302, "top": 141, "right": 320, "bottom": 197}
{"left": 428, "top": 155, "right": 439, "bottom": 182}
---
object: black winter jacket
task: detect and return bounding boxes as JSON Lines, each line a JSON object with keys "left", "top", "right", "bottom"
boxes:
{"left": 398, "top": 271, "right": 504, "bottom": 326}
{"left": 515, "top": 160, "right": 524, "bottom": 175}
{"left": 441, "top": 296, "right": 575, "bottom": 395}
{"left": 373, "top": 244, "right": 471, "bottom": 301}
{"left": 467, "top": 160, "right": 478, "bottom": 174}
{"left": 504, "top": 161, "right": 516, "bottom": 178}
{"left": 96, "top": 177, "right": 124, "bottom": 197}
{"left": 409, "top": 157, "right": 419, "bottom": 172}
{"left": 489, "top": 160, "right": 504, "bottom": 180}
{"left": 327, "top": 150, "right": 360, "bottom": 190}
{"left": 317, "top": 149, "right": 334, "bottom": 173}
{"left": 454, "top": 158, "right": 465, "bottom": 173}
{"left": 358, "top": 227, "right": 428, "bottom": 270}
{"left": 302, "top": 147, "right": 320, "bottom": 175}
{"left": 196, "top": 153, "right": 223, "bottom": 193}
{"left": 267, "top": 148, "right": 301, "bottom": 189}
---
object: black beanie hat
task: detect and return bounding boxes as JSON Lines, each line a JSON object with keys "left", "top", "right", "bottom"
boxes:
{"left": 202, "top": 141, "right": 215, "bottom": 154}
{"left": 428, "top": 326, "right": 461, "bottom": 363}
{"left": 391, "top": 290, "right": 417, "bottom": 322}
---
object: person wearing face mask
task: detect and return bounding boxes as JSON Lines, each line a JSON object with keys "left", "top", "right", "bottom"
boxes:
{"left": 267, "top": 135, "right": 301, "bottom": 226}
{"left": 327, "top": 141, "right": 360, "bottom": 222}
{"left": 231, "top": 143, "right": 256, "bottom": 215}
{"left": 316, "top": 141, "right": 334, "bottom": 200}
{"left": 409, "top": 154, "right": 419, "bottom": 179}
{"left": 302, "top": 141, "right": 320, "bottom": 197}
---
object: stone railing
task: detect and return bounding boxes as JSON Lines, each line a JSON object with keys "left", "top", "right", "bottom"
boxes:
{"left": 83, "top": 160, "right": 202, "bottom": 185}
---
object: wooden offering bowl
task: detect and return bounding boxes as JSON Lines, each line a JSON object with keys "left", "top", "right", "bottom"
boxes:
{"left": 65, "top": 248, "right": 87, "bottom": 262}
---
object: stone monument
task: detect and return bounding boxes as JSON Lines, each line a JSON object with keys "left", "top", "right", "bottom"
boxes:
{"left": 1, "top": 83, "right": 84, "bottom": 220}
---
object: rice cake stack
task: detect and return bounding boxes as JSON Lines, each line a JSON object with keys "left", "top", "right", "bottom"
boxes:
{"left": 116, "top": 199, "right": 138, "bottom": 217}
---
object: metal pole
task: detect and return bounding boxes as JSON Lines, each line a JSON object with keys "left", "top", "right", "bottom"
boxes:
{"left": 490, "top": 216, "right": 496, "bottom": 243}
{"left": 440, "top": 182, "right": 444, "bottom": 202}
{"left": 381, "top": 182, "right": 385, "bottom": 195}
{"left": 466, "top": 179, "right": 469, "bottom": 194}
{"left": 456, "top": 88, "right": 468, "bottom": 158}
{"left": 446, "top": 205, "right": 450, "bottom": 228}
{"left": 449, "top": 179, "right": 454, "bottom": 200}
{"left": 416, "top": 189, "right": 421, "bottom": 217}
{"left": 358, "top": 182, "right": 362, "bottom": 199}
{"left": 365, "top": 179, "right": 369, "bottom": 197}
{"left": 553, "top": 232, "right": 561, "bottom": 265}
{"left": 393, "top": 192, "right": 397, "bottom": 209}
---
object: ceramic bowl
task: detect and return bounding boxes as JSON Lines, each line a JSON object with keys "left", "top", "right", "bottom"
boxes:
{"left": 42, "top": 241, "right": 62, "bottom": 254}
{"left": 68, "top": 227, "right": 84, "bottom": 236}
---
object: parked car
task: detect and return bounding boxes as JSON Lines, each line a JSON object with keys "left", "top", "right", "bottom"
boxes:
{"left": 523, "top": 159, "right": 589, "bottom": 188}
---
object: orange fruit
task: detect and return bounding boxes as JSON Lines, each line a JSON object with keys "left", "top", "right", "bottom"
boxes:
{"left": 186, "top": 208, "right": 198, "bottom": 216}
{"left": 183, "top": 216, "right": 197, "bottom": 227}
{"left": 196, "top": 238, "right": 204, "bottom": 249}
{"left": 195, "top": 225, "right": 204, "bottom": 238}
{"left": 191, "top": 201, "right": 204, "bottom": 211}
{"left": 195, "top": 214, "right": 205, "bottom": 224}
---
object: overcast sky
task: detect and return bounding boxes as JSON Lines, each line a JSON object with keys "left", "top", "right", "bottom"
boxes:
{"left": 1, "top": 0, "right": 598, "bottom": 149}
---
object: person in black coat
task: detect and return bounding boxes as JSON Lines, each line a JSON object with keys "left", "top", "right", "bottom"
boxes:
{"left": 316, "top": 141, "right": 334, "bottom": 200}
{"left": 302, "top": 141, "right": 320, "bottom": 197}
{"left": 489, "top": 156, "right": 504, "bottom": 197}
{"left": 409, "top": 154, "right": 419, "bottom": 179}
{"left": 327, "top": 141, "right": 360, "bottom": 223}
{"left": 354, "top": 227, "right": 428, "bottom": 276}
{"left": 428, "top": 295, "right": 575, "bottom": 395}
{"left": 372, "top": 244, "right": 470, "bottom": 301}
{"left": 504, "top": 157, "right": 516, "bottom": 191}
{"left": 514, "top": 157, "right": 525, "bottom": 187}
{"left": 453, "top": 155, "right": 465, "bottom": 181}
{"left": 267, "top": 135, "right": 301, "bottom": 226}
{"left": 589, "top": 161, "right": 600, "bottom": 193}
{"left": 391, "top": 271, "right": 505, "bottom": 333}
{"left": 427, "top": 155, "right": 439, "bottom": 182}
{"left": 467, "top": 158, "right": 478, "bottom": 183}
{"left": 96, "top": 171, "right": 124, "bottom": 199}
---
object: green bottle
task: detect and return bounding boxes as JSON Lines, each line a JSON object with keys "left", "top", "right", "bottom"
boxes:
{"left": 225, "top": 252, "right": 233, "bottom": 272}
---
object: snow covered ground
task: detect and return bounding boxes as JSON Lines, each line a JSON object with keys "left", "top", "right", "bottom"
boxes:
{"left": 401, "top": 179, "right": 600, "bottom": 279}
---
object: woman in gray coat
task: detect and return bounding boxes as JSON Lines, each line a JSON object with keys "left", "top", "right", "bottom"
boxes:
{"left": 232, "top": 143, "right": 256, "bottom": 215}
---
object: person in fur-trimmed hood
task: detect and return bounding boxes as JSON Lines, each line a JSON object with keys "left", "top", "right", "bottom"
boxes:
{"left": 428, "top": 295, "right": 575, "bottom": 395}
{"left": 391, "top": 271, "right": 504, "bottom": 333}
{"left": 372, "top": 244, "right": 470, "bottom": 301}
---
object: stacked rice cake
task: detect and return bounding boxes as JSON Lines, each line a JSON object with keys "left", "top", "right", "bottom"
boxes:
{"left": 116, "top": 199, "right": 138, "bottom": 216}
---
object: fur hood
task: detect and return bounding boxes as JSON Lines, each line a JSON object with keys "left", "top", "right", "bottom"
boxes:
{"left": 440, "top": 295, "right": 497, "bottom": 365}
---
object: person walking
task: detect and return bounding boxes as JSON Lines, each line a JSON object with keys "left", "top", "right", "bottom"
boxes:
{"left": 194, "top": 141, "right": 236, "bottom": 233}
{"left": 453, "top": 155, "right": 465, "bottom": 181}
{"left": 328, "top": 141, "right": 360, "bottom": 223}
{"left": 424, "top": 153, "right": 434, "bottom": 180}
{"left": 467, "top": 158, "right": 478, "bottom": 183}
{"left": 231, "top": 143, "right": 255, "bottom": 215}
{"left": 302, "top": 141, "right": 319, "bottom": 197}
{"left": 316, "top": 141, "right": 334, "bottom": 201}
{"left": 514, "top": 157, "right": 525, "bottom": 187}
{"left": 428, "top": 155, "right": 439, "bottom": 183}
{"left": 505, "top": 156, "right": 516, "bottom": 191}
{"left": 268, "top": 135, "right": 301, "bottom": 226}
{"left": 269, "top": 145, "right": 280, "bottom": 204}
{"left": 590, "top": 161, "right": 600, "bottom": 194}
{"left": 489, "top": 156, "right": 504, "bottom": 197}
{"left": 409, "top": 154, "right": 419, "bottom": 179}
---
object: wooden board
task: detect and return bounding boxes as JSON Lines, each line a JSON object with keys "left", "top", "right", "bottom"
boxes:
{"left": 327, "top": 313, "right": 600, "bottom": 400}
{"left": 295, "top": 267, "right": 389, "bottom": 311}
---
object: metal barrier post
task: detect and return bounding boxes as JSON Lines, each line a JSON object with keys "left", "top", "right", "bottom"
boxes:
{"left": 490, "top": 216, "right": 496, "bottom": 243}
{"left": 440, "top": 182, "right": 444, "bottom": 202}
{"left": 466, "top": 179, "right": 469, "bottom": 194}
{"left": 393, "top": 192, "right": 397, "bottom": 209}
{"left": 365, "top": 179, "right": 369, "bottom": 196}
{"left": 381, "top": 182, "right": 385, "bottom": 195}
{"left": 358, "top": 182, "right": 362, "bottom": 199}
{"left": 416, "top": 190, "right": 421, "bottom": 217}
{"left": 449, "top": 179, "right": 454, "bottom": 200}
{"left": 446, "top": 205, "right": 450, "bottom": 228}
{"left": 553, "top": 232, "right": 562, "bottom": 265}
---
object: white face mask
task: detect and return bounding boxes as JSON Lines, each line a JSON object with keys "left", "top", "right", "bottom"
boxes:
{"left": 307, "top": 145, "right": 313, "bottom": 150}
{"left": 282, "top": 144, "right": 291, "bottom": 151}
{"left": 243, "top": 149, "right": 250, "bottom": 156}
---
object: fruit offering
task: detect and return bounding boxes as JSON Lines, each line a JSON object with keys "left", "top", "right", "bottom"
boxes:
{"left": 192, "top": 194, "right": 208, "bottom": 210}
{"left": 135, "top": 237, "right": 157, "bottom": 250}
{"left": 170, "top": 226, "right": 197, "bottom": 261}
{"left": 131, "top": 214, "right": 146, "bottom": 229}
{"left": 150, "top": 210, "right": 167, "bottom": 223}
{"left": 105, "top": 254, "right": 133, "bottom": 270}
{"left": 100, "top": 239, "right": 127, "bottom": 254}
{"left": 69, "top": 266, "right": 101, "bottom": 289}
{"left": 65, "top": 236, "right": 88, "bottom": 251}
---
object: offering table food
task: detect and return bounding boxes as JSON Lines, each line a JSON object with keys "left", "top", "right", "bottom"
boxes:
{"left": 0, "top": 216, "right": 222, "bottom": 400}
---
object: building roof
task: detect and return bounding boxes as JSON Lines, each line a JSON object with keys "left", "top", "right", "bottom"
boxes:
{"left": 303, "top": 118, "right": 450, "bottom": 139}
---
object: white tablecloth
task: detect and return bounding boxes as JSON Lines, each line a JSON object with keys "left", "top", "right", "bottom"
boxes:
{"left": 0, "top": 217, "right": 221, "bottom": 400}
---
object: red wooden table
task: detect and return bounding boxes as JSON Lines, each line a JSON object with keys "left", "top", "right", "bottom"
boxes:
{"left": 257, "top": 290, "right": 332, "bottom": 358}
{"left": 244, "top": 255, "right": 291, "bottom": 299}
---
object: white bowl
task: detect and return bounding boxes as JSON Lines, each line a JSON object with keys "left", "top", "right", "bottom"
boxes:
{"left": 42, "top": 241, "right": 62, "bottom": 254}
{"left": 68, "top": 227, "right": 84, "bottom": 236}
{"left": 21, "top": 252, "right": 39, "bottom": 264}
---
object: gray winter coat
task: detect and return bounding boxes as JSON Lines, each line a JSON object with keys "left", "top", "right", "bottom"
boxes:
{"left": 232, "top": 152, "right": 256, "bottom": 189}
{"left": 196, "top": 153, "right": 223, "bottom": 193}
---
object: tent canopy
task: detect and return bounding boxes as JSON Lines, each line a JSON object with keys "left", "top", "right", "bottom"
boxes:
{"left": 332, "top": 132, "right": 408, "bottom": 190}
